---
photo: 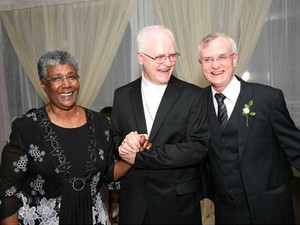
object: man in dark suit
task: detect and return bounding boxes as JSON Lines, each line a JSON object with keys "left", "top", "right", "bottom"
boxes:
{"left": 110, "top": 25, "right": 209, "bottom": 224}
{"left": 197, "top": 32, "right": 300, "bottom": 224}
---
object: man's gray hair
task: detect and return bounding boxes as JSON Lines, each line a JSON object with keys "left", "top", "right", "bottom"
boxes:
{"left": 137, "top": 25, "right": 175, "bottom": 52}
{"left": 197, "top": 32, "right": 237, "bottom": 60}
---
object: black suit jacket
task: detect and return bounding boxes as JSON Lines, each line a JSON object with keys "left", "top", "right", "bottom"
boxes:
{"left": 204, "top": 76, "right": 300, "bottom": 224}
{"left": 111, "top": 75, "right": 209, "bottom": 224}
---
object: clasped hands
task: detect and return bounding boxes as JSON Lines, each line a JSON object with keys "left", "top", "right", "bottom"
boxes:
{"left": 119, "top": 131, "right": 152, "bottom": 165}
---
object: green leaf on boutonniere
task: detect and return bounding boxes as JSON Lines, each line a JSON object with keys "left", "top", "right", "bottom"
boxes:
{"left": 242, "top": 99, "right": 256, "bottom": 126}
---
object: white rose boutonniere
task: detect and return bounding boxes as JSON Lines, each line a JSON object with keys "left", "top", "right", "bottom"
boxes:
{"left": 242, "top": 99, "right": 256, "bottom": 126}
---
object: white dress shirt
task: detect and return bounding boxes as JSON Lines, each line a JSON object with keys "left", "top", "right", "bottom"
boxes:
{"left": 211, "top": 76, "right": 241, "bottom": 119}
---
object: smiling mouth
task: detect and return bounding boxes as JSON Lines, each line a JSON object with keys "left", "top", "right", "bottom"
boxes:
{"left": 158, "top": 66, "right": 173, "bottom": 73}
{"left": 211, "top": 71, "right": 224, "bottom": 75}
{"left": 59, "top": 92, "right": 74, "bottom": 98}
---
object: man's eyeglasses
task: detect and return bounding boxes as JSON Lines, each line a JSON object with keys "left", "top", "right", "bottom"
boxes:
{"left": 200, "top": 53, "right": 235, "bottom": 65}
{"left": 44, "top": 73, "right": 80, "bottom": 86}
{"left": 141, "top": 52, "right": 180, "bottom": 64}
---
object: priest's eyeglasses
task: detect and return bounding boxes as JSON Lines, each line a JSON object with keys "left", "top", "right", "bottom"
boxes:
{"left": 44, "top": 73, "right": 80, "bottom": 86}
{"left": 141, "top": 52, "right": 180, "bottom": 64}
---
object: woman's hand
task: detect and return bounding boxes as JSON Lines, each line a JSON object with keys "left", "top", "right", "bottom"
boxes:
{"left": 118, "top": 132, "right": 152, "bottom": 165}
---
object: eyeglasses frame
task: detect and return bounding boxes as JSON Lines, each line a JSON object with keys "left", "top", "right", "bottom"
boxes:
{"left": 140, "top": 51, "right": 180, "bottom": 64}
{"left": 43, "top": 73, "right": 80, "bottom": 86}
{"left": 200, "top": 52, "right": 236, "bottom": 65}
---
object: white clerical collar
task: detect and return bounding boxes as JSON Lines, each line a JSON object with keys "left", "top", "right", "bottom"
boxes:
{"left": 141, "top": 72, "right": 167, "bottom": 134}
{"left": 141, "top": 72, "right": 168, "bottom": 91}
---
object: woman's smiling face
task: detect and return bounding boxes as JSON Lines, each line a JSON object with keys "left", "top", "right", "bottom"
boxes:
{"left": 41, "top": 64, "right": 80, "bottom": 110}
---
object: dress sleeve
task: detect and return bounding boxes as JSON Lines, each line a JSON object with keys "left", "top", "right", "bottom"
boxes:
{"left": 0, "top": 120, "right": 28, "bottom": 219}
{"left": 102, "top": 118, "right": 120, "bottom": 190}
{"left": 105, "top": 123, "right": 116, "bottom": 186}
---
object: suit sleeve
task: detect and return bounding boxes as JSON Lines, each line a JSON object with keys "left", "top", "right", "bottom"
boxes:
{"left": 272, "top": 90, "right": 300, "bottom": 170}
{"left": 110, "top": 90, "right": 125, "bottom": 161}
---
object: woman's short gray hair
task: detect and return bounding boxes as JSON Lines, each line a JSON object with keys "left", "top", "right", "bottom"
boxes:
{"left": 37, "top": 50, "right": 78, "bottom": 81}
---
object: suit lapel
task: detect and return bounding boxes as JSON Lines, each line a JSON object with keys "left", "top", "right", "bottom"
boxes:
{"left": 129, "top": 78, "right": 148, "bottom": 134}
{"left": 149, "top": 76, "right": 180, "bottom": 140}
{"left": 206, "top": 77, "right": 256, "bottom": 160}
{"left": 205, "top": 86, "right": 216, "bottom": 119}
{"left": 237, "top": 78, "right": 256, "bottom": 160}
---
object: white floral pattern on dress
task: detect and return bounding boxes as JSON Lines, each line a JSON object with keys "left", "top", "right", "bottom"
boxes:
{"left": 37, "top": 198, "right": 59, "bottom": 224}
{"left": 19, "top": 204, "right": 39, "bottom": 225}
{"left": 29, "top": 144, "right": 45, "bottom": 162}
{"left": 93, "top": 193, "right": 110, "bottom": 225}
{"left": 104, "top": 128, "right": 110, "bottom": 141}
{"left": 5, "top": 186, "right": 17, "bottom": 196}
{"left": 99, "top": 148, "right": 104, "bottom": 160}
{"left": 18, "top": 193, "right": 60, "bottom": 225}
{"left": 90, "top": 172, "right": 101, "bottom": 196}
{"left": 13, "top": 154, "right": 28, "bottom": 173}
{"left": 17, "top": 192, "right": 108, "bottom": 225}
{"left": 26, "top": 112, "right": 37, "bottom": 121}
{"left": 107, "top": 181, "right": 121, "bottom": 190}
{"left": 30, "top": 175, "right": 45, "bottom": 196}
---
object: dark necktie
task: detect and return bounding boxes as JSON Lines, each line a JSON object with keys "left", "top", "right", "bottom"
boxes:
{"left": 215, "top": 93, "right": 228, "bottom": 128}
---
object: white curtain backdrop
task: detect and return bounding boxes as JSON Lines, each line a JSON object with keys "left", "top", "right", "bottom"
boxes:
{"left": 0, "top": 0, "right": 133, "bottom": 106}
{"left": 0, "top": 0, "right": 99, "bottom": 11}
{"left": 153, "top": 0, "right": 271, "bottom": 87}
{"left": 243, "top": 0, "right": 300, "bottom": 127}
{"left": 0, "top": 21, "right": 10, "bottom": 153}
{"left": 1, "top": 0, "right": 300, "bottom": 223}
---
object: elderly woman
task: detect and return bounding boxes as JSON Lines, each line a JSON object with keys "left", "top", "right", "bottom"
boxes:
{"left": 0, "top": 50, "right": 139, "bottom": 225}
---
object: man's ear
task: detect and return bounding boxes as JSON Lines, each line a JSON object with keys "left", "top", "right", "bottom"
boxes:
{"left": 137, "top": 51, "right": 144, "bottom": 65}
{"left": 233, "top": 53, "right": 239, "bottom": 67}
